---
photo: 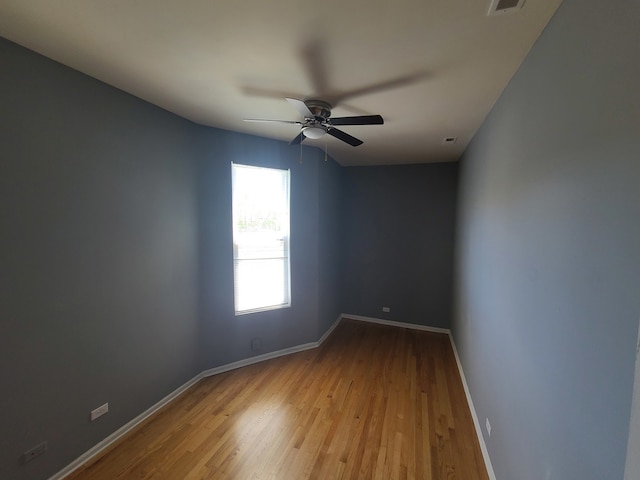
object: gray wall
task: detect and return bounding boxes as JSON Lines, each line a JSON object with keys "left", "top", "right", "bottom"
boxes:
{"left": 317, "top": 157, "right": 344, "bottom": 335}
{"left": 341, "top": 163, "right": 458, "bottom": 329}
{"left": 196, "top": 129, "right": 343, "bottom": 368}
{"left": 0, "top": 37, "right": 344, "bottom": 480}
{"left": 0, "top": 38, "right": 201, "bottom": 480}
{"left": 454, "top": 0, "right": 640, "bottom": 478}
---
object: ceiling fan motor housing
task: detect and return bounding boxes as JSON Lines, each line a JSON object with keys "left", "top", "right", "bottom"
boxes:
{"left": 304, "top": 99, "right": 332, "bottom": 119}
{"left": 245, "top": 96, "right": 381, "bottom": 147}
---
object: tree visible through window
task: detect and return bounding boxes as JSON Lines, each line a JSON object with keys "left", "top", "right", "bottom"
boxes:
{"left": 232, "top": 163, "right": 291, "bottom": 314}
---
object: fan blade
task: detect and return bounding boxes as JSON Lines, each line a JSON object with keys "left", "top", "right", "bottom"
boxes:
{"left": 326, "top": 71, "right": 429, "bottom": 105}
{"left": 289, "top": 132, "right": 306, "bottom": 145}
{"left": 286, "top": 98, "right": 315, "bottom": 119}
{"left": 242, "top": 85, "right": 305, "bottom": 100}
{"left": 299, "top": 39, "right": 330, "bottom": 97}
{"left": 244, "top": 119, "right": 302, "bottom": 125}
{"left": 327, "top": 128, "right": 363, "bottom": 147}
{"left": 329, "top": 115, "right": 384, "bottom": 126}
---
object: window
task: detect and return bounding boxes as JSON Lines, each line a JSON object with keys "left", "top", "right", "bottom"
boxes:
{"left": 232, "top": 163, "right": 291, "bottom": 315}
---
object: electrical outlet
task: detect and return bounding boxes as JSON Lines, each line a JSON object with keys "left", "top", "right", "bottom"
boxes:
{"left": 382, "top": 307, "right": 390, "bottom": 313}
{"left": 22, "top": 441, "right": 47, "bottom": 464}
{"left": 486, "top": 418, "right": 492, "bottom": 437}
{"left": 90, "top": 403, "right": 109, "bottom": 421}
{"left": 251, "top": 338, "right": 262, "bottom": 352}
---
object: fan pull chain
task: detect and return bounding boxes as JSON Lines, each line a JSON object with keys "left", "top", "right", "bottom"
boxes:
{"left": 299, "top": 141, "right": 303, "bottom": 164}
{"left": 324, "top": 142, "right": 328, "bottom": 161}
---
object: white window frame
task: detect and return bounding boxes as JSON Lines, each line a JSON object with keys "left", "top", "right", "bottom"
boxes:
{"left": 231, "top": 163, "right": 291, "bottom": 315}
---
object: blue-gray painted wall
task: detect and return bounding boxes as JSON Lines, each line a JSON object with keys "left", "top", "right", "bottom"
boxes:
{"left": 0, "top": 38, "right": 201, "bottom": 480}
{"left": 195, "top": 128, "right": 343, "bottom": 368}
{"left": 317, "top": 156, "right": 344, "bottom": 336}
{"left": 0, "top": 37, "right": 344, "bottom": 480}
{"left": 341, "top": 163, "right": 458, "bottom": 329}
{"left": 454, "top": 0, "right": 640, "bottom": 478}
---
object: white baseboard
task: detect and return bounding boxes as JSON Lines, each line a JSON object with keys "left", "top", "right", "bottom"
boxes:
{"left": 447, "top": 335, "right": 497, "bottom": 480}
{"left": 343, "top": 313, "right": 496, "bottom": 480}
{"left": 49, "top": 315, "right": 342, "bottom": 480}
{"left": 48, "top": 374, "right": 203, "bottom": 480}
{"left": 50, "top": 314, "right": 495, "bottom": 480}
{"left": 342, "top": 313, "right": 451, "bottom": 335}
{"left": 201, "top": 315, "right": 342, "bottom": 378}
{"left": 200, "top": 343, "right": 317, "bottom": 378}
{"left": 318, "top": 315, "right": 342, "bottom": 344}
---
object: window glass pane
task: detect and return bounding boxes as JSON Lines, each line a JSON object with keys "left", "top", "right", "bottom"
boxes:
{"left": 232, "top": 163, "right": 290, "bottom": 315}
{"left": 234, "top": 258, "right": 289, "bottom": 312}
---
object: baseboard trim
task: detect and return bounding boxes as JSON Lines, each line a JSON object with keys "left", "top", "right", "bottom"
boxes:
{"left": 344, "top": 313, "right": 496, "bottom": 480}
{"left": 49, "top": 315, "right": 343, "bottom": 480}
{"left": 50, "top": 314, "right": 495, "bottom": 480}
{"left": 201, "top": 315, "right": 342, "bottom": 378}
{"left": 318, "top": 315, "right": 342, "bottom": 344}
{"left": 342, "top": 313, "right": 451, "bottom": 335}
{"left": 201, "top": 342, "right": 314, "bottom": 378}
{"left": 48, "top": 373, "right": 203, "bottom": 480}
{"left": 447, "top": 336, "right": 497, "bottom": 480}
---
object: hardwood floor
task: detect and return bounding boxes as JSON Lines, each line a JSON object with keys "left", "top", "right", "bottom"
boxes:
{"left": 66, "top": 319, "right": 489, "bottom": 479}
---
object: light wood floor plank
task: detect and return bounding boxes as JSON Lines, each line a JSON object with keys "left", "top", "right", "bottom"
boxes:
{"left": 65, "top": 319, "right": 488, "bottom": 480}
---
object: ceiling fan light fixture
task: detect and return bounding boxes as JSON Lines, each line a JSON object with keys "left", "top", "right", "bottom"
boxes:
{"left": 302, "top": 126, "right": 326, "bottom": 139}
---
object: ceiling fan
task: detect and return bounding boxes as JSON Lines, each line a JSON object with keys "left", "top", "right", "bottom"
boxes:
{"left": 245, "top": 97, "right": 383, "bottom": 147}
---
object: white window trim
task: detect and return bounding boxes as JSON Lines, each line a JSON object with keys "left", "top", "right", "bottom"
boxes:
{"left": 231, "top": 163, "right": 291, "bottom": 315}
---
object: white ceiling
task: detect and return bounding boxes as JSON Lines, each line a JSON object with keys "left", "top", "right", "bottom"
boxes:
{"left": 0, "top": 0, "right": 562, "bottom": 166}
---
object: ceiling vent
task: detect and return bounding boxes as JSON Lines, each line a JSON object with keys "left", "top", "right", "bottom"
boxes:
{"left": 487, "top": 0, "right": 526, "bottom": 15}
